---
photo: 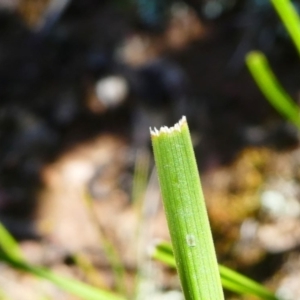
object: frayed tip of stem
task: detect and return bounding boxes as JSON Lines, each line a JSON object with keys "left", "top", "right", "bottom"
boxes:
{"left": 150, "top": 116, "right": 187, "bottom": 136}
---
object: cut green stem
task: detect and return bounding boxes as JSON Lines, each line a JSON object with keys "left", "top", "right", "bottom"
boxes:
{"left": 150, "top": 117, "right": 224, "bottom": 300}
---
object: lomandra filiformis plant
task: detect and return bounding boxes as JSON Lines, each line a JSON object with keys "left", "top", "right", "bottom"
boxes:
{"left": 150, "top": 116, "right": 224, "bottom": 300}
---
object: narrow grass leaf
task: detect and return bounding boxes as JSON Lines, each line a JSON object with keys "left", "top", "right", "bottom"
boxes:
{"left": 72, "top": 252, "right": 107, "bottom": 288}
{"left": 150, "top": 117, "right": 224, "bottom": 300}
{"left": 0, "top": 251, "right": 126, "bottom": 300}
{"left": 270, "top": 0, "right": 300, "bottom": 56}
{"left": 0, "top": 222, "right": 126, "bottom": 300}
{"left": 84, "top": 191, "right": 127, "bottom": 296}
{"left": 246, "top": 51, "right": 300, "bottom": 128}
{"left": 151, "top": 241, "right": 279, "bottom": 300}
{"left": 132, "top": 148, "right": 150, "bottom": 205}
{"left": 0, "top": 222, "right": 25, "bottom": 262}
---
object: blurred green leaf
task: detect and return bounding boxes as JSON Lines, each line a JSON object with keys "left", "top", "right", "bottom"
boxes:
{"left": 0, "top": 222, "right": 25, "bottom": 262}
{"left": 151, "top": 241, "right": 279, "bottom": 300}
{"left": 0, "top": 222, "right": 126, "bottom": 300}
{"left": 246, "top": 51, "right": 300, "bottom": 128}
{"left": 271, "top": 0, "right": 300, "bottom": 56}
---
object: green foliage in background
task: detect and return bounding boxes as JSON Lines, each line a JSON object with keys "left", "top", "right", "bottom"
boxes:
{"left": 0, "top": 222, "right": 126, "bottom": 300}
{"left": 151, "top": 241, "right": 279, "bottom": 300}
{"left": 246, "top": 0, "right": 300, "bottom": 127}
{"left": 246, "top": 51, "right": 300, "bottom": 128}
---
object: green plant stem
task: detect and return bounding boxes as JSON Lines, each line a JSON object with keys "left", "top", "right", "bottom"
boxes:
{"left": 72, "top": 252, "right": 107, "bottom": 288}
{"left": 150, "top": 117, "right": 224, "bottom": 300}
{"left": 151, "top": 241, "right": 279, "bottom": 300}
{"left": 0, "top": 251, "right": 126, "bottom": 300}
{"left": 84, "top": 192, "right": 127, "bottom": 296}
{"left": 132, "top": 148, "right": 150, "bottom": 205}
{"left": 0, "top": 222, "right": 25, "bottom": 262}
{"left": 246, "top": 51, "right": 300, "bottom": 128}
{"left": 0, "top": 222, "right": 126, "bottom": 300}
{"left": 271, "top": 0, "right": 300, "bottom": 56}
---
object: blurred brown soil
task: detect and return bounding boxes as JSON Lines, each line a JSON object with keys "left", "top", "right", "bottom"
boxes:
{"left": 1, "top": 2, "right": 300, "bottom": 299}
{"left": 15, "top": 136, "right": 298, "bottom": 299}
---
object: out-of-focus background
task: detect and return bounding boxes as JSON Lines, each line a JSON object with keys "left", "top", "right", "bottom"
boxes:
{"left": 1, "top": 0, "right": 300, "bottom": 299}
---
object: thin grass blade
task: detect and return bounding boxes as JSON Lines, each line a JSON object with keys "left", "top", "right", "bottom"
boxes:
{"left": 0, "top": 222, "right": 126, "bottom": 300}
{"left": 246, "top": 51, "right": 300, "bottom": 128}
{"left": 0, "top": 222, "right": 25, "bottom": 262}
{"left": 270, "top": 0, "right": 300, "bottom": 56}
{"left": 151, "top": 241, "right": 279, "bottom": 300}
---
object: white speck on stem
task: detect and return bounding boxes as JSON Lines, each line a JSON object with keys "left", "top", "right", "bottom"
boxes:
{"left": 186, "top": 234, "right": 196, "bottom": 247}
